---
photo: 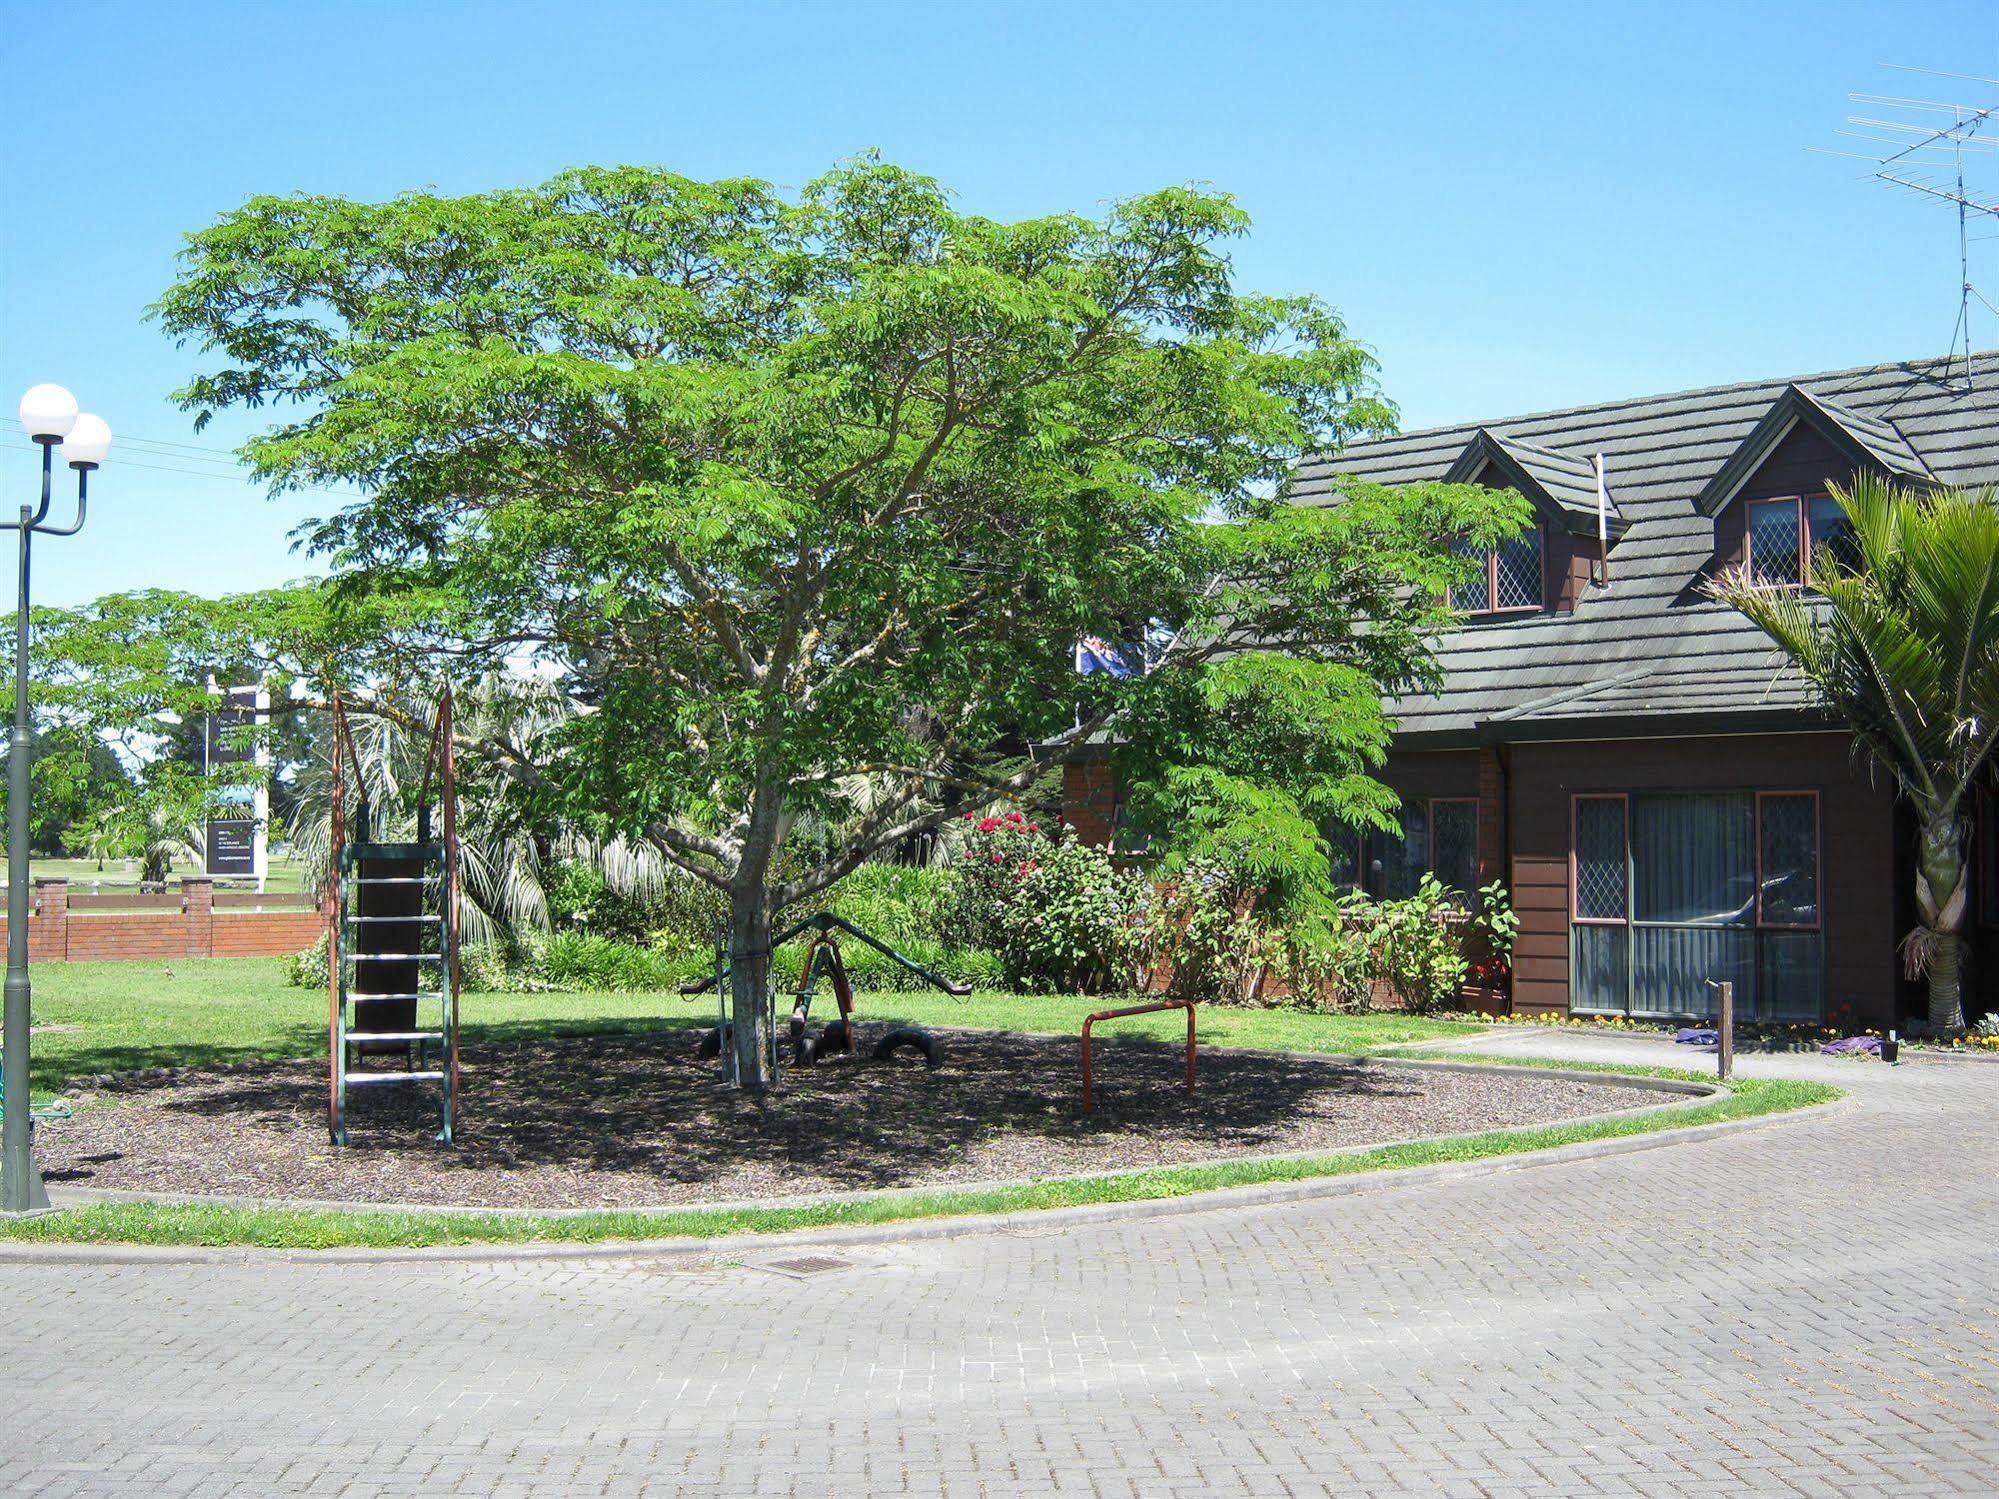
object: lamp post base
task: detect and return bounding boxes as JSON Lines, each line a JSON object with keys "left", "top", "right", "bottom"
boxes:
{"left": 0, "top": 1155, "right": 48, "bottom": 1213}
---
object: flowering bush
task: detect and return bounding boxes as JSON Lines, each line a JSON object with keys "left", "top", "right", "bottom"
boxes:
{"left": 949, "top": 810, "right": 1142, "bottom": 992}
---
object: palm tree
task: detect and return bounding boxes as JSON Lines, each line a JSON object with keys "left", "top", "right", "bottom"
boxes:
{"left": 1712, "top": 475, "right": 1999, "bottom": 1032}
{"left": 285, "top": 675, "right": 688, "bottom": 946}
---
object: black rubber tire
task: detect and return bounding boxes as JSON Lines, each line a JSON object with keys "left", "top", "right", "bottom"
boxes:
{"left": 871, "top": 1027, "right": 943, "bottom": 1067}
{"left": 698, "top": 1024, "right": 732, "bottom": 1060}
{"left": 819, "top": 1021, "right": 850, "bottom": 1056}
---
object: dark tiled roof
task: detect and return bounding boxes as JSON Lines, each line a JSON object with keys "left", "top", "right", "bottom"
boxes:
{"left": 1289, "top": 351, "right": 1999, "bottom": 741}
{"left": 1442, "top": 429, "right": 1627, "bottom": 536}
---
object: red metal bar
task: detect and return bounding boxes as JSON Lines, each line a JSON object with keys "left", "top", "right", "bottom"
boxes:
{"left": 327, "top": 691, "right": 349, "bottom": 1145}
{"left": 1080, "top": 999, "right": 1197, "bottom": 1114}
{"left": 440, "top": 688, "right": 461, "bottom": 1125}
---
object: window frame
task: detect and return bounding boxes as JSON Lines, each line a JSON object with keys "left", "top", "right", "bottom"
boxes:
{"left": 1745, "top": 495, "right": 1806, "bottom": 588}
{"left": 1569, "top": 786, "right": 1825, "bottom": 1020}
{"left": 1753, "top": 789, "right": 1822, "bottom": 932}
{"left": 1450, "top": 524, "right": 1545, "bottom": 617}
{"left": 1746, "top": 495, "right": 1853, "bottom": 588}
{"left": 1569, "top": 793, "right": 1630, "bottom": 927}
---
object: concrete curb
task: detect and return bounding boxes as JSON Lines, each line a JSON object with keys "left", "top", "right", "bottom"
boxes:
{"left": 0, "top": 1076, "right": 1850, "bottom": 1268}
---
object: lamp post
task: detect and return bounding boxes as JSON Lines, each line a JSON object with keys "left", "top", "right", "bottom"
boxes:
{"left": 2, "top": 385, "right": 109, "bottom": 1213}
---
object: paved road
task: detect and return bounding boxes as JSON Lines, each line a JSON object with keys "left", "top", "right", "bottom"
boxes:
{"left": 4, "top": 1038, "right": 1994, "bottom": 1497}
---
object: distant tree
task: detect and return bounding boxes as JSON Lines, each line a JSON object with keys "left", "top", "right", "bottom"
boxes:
{"left": 1713, "top": 475, "right": 1999, "bottom": 1032}
{"left": 145, "top": 157, "right": 1516, "bottom": 1088}
{"left": 0, "top": 727, "right": 132, "bottom": 855}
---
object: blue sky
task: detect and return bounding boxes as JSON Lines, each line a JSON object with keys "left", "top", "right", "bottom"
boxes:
{"left": 3, "top": 0, "right": 1995, "bottom": 606}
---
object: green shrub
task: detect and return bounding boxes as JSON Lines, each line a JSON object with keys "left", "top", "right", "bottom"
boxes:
{"left": 948, "top": 812, "right": 1139, "bottom": 993}
{"left": 285, "top": 932, "right": 331, "bottom": 989}
{"left": 533, "top": 930, "right": 688, "bottom": 992}
{"left": 1147, "top": 861, "right": 1271, "bottom": 1005}
{"left": 1334, "top": 875, "right": 1470, "bottom": 1012}
{"left": 823, "top": 862, "right": 950, "bottom": 950}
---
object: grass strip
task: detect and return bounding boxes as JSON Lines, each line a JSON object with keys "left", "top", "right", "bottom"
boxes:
{"left": 0, "top": 1068, "right": 1839, "bottom": 1250}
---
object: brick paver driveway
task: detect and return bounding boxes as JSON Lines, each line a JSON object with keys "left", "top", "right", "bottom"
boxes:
{"left": 4, "top": 1040, "right": 1993, "bottom": 1496}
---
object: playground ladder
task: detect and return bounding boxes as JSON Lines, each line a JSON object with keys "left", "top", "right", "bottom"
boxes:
{"left": 327, "top": 692, "right": 462, "bottom": 1146}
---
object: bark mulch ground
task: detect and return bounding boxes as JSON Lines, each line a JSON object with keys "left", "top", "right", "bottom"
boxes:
{"left": 39, "top": 1025, "right": 1664, "bottom": 1210}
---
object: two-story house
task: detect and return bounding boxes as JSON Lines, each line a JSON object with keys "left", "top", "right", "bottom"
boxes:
{"left": 1066, "top": 351, "right": 1999, "bottom": 1031}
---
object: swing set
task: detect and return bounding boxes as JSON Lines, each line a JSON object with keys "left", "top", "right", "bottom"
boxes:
{"left": 680, "top": 911, "right": 971, "bottom": 1085}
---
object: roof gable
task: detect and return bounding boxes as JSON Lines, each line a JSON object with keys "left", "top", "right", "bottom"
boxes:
{"left": 1442, "top": 428, "right": 1628, "bottom": 539}
{"left": 1280, "top": 349, "right": 1999, "bottom": 742}
{"left": 1694, "top": 383, "right": 1932, "bottom": 515}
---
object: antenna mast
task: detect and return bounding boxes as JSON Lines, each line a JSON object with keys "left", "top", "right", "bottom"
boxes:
{"left": 1815, "top": 65, "right": 1999, "bottom": 391}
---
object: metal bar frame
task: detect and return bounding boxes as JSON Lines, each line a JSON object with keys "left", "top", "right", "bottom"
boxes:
{"left": 1079, "top": 999, "right": 1197, "bottom": 1114}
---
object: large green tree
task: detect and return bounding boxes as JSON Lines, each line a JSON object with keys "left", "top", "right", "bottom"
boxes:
{"left": 1713, "top": 475, "right": 1999, "bottom": 1033}
{"left": 148, "top": 158, "right": 1515, "bottom": 1087}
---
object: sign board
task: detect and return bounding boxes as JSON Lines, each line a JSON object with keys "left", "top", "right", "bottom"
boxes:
{"left": 206, "top": 819, "right": 257, "bottom": 877}
{"left": 202, "top": 682, "right": 270, "bottom": 889}
{"left": 204, "top": 686, "right": 259, "bottom": 765}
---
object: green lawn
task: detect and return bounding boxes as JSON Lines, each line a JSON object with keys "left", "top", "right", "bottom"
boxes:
{"left": 24, "top": 957, "right": 1481, "bottom": 1099}
{"left": 2, "top": 958, "right": 1840, "bottom": 1249}
{"left": 18, "top": 855, "right": 309, "bottom": 894}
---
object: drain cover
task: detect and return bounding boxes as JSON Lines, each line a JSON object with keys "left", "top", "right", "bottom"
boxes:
{"left": 764, "top": 1254, "right": 850, "bottom": 1276}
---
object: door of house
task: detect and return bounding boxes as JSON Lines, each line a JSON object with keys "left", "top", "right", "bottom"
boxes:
{"left": 1570, "top": 790, "right": 1823, "bottom": 1022}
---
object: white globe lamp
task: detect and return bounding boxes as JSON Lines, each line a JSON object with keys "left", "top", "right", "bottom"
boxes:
{"left": 17, "top": 385, "right": 77, "bottom": 443}
{"left": 62, "top": 414, "right": 112, "bottom": 469}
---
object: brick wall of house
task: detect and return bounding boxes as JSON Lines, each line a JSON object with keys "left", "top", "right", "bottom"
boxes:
{"left": 1063, "top": 759, "right": 1119, "bottom": 848}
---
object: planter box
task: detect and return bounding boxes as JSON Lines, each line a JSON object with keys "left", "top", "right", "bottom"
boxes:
{"left": 1456, "top": 982, "right": 1511, "bottom": 1017}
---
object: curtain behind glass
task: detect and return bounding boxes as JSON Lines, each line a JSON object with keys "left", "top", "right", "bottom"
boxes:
{"left": 1366, "top": 804, "right": 1427, "bottom": 900}
{"left": 1633, "top": 793, "right": 1756, "bottom": 925}
{"left": 1571, "top": 924, "right": 1629, "bottom": 1013}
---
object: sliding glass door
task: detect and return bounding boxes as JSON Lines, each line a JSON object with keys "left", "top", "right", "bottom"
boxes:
{"left": 1570, "top": 790, "right": 1823, "bottom": 1021}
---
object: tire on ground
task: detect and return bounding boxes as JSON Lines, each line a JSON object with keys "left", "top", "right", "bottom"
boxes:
{"left": 698, "top": 1024, "right": 733, "bottom": 1060}
{"left": 871, "top": 1026, "right": 943, "bottom": 1067}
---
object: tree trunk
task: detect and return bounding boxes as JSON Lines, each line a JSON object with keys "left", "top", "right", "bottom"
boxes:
{"left": 1914, "top": 812, "right": 1968, "bottom": 1034}
{"left": 727, "top": 882, "right": 777, "bottom": 1091}
{"left": 1925, "top": 929, "right": 1964, "bottom": 1035}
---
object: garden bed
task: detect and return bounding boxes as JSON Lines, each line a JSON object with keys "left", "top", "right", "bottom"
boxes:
{"left": 39, "top": 1026, "right": 1669, "bottom": 1211}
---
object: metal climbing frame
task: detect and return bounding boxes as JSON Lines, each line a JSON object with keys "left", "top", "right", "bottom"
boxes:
{"left": 327, "top": 689, "right": 462, "bottom": 1146}
{"left": 681, "top": 912, "right": 972, "bottom": 1078}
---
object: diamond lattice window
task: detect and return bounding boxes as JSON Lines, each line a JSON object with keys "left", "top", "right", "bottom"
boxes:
{"left": 1451, "top": 538, "right": 1491, "bottom": 612}
{"left": 1749, "top": 498, "right": 1803, "bottom": 585}
{"left": 1757, "top": 793, "right": 1819, "bottom": 927}
{"left": 1453, "top": 528, "right": 1542, "bottom": 614}
{"left": 1431, "top": 799, "right": 1479, "bottom": 898}
{"left": 1574, "top": 797, "right": 1628, "bottom": 920}
{"left": 1494, "top": 533, "right": 1543, "bottom": 609}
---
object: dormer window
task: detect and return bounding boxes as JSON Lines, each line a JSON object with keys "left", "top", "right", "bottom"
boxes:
{"left": 1452, "top": 526, "right": 1544, "bottom": 614}
{"left": 1746, "top": 495, "right": 1860, "bottom": 587}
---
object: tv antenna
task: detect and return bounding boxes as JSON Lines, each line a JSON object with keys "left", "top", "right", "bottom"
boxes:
{"left": 1815, "top": 64, "right": 1999, "bottom": 390}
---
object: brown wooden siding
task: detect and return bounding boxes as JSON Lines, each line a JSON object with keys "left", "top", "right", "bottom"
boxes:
{"left": 1550, "top": 530, "right": 1601, "bottom": 610}
{"left": 1506, "top": 732, "right": 1896, "bottom": 1027}
{"left": 1712, "top": 422, "right": 1854, "bottom": 572}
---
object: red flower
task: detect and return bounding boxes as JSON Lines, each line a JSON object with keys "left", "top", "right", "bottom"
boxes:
{"left": 977, "top": 816, "right": 1001, "bottom": 833}
{"left": 1005, "top": 810, "right": 1024, "bottom": 823}
{"left": 960, "top": 811, "right": 976, "bottom": 821}
{"left": 1027, "top": 823, "right": 1040, "bottom": 832}
{"left": 961, "top": 850, "right": 974, "bottom": 859}
{"left": 990, "top": 852, "right": 1005, "bottom": 864}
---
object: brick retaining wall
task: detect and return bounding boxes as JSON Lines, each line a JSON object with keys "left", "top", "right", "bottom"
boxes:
{"left": 0, "top": 878, "right": 327, "bottom": 961}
